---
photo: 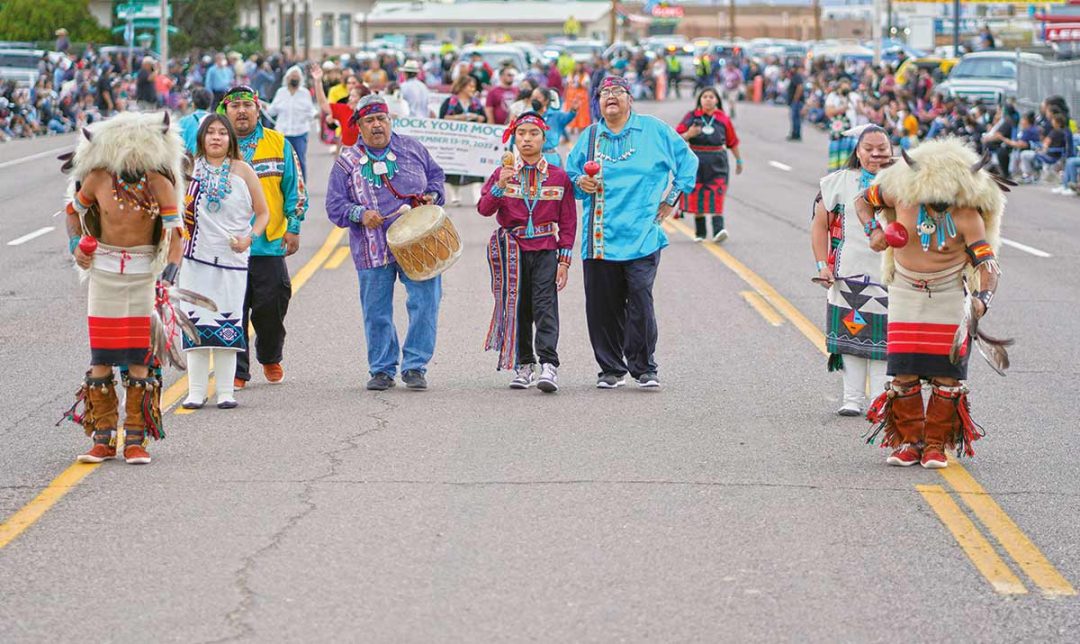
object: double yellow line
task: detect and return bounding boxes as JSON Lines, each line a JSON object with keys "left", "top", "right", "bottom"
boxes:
{"left": 663, "top": 218, "right": 1075, "bottom": 597}
{"left": 0, "top": 227, "right": 347, "bottom": 550}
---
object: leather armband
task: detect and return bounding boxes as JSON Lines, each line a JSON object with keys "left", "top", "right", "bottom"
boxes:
{"left": 965, "top": 239, "right": 997, "bottom": 268}
{"left": 863, "top": 185, "right": 885, "bottom": 208}
{"left": 160, "top": 262, "right": 179, "bottom": 285}
{"left": 973, "top": 289, "right": 994, "bottom": 313}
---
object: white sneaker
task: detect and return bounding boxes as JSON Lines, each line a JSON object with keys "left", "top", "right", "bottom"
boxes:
{"left": 509, "top": 364, "right": 536, "bottom": 389}
{"left": 837, "top": 401, "right": 862, "bottom": 417}
{"left": 537, "top": 363, "right": 559, "bottom": 393}
{"left": 712, "top": 229, "right": 729, "bottom": 244}
{"left": 1051, "top": 186, "right": 1066, "bottom": 194}
{"left": 1061, "top": 188, "right": 1076, "bottom": 197}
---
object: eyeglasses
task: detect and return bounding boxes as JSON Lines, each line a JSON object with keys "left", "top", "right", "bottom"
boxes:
{"left": 599, "top": 88, "right": 628, "bottom": 98}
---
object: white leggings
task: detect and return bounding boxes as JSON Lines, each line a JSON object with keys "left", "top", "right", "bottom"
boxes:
{"left": 842, "top": 357, "right": 889, "bottom": 407}
{"left": 184, "top": 349, "right": 239, "bottom": 405}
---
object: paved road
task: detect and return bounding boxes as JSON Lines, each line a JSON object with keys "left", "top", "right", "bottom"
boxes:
{"left": 0, "top": 100, "right": 1077, "bottom": 642}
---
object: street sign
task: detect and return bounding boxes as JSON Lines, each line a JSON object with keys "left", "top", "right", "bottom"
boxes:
{"left": 116, "top": 2, "right": 172, "bottom": 20}
{"left": 1046, "top": 24, "right": 1080, "bottom": 42}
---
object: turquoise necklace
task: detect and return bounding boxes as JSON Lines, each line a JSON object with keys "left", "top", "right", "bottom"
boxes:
{"left": 859, "top": 169, "right": 874, "bottom": 190}
{"left": 519, "top": 165, "right": 542, "bottom": 238}
{"left": 239, "top": 130, "right": 259, "bottom": 163}
{"left": 598, "top": 129, "right": 636, "bottom": 163}
{"left": 700, "top": 110, "right": 717, "bottom": 136}
{"left": 196, "top": 157, "right": 233, "bottom": 214}
{"left": 359, "top": 145, "right": 398, "bottom": 187}
{"left": 917, "top": 205, "right": 957, "bottom": 251}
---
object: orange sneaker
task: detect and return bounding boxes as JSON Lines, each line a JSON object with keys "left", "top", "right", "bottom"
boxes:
{"left": 234, "top": 377, "right": 247, "bottom": 390}
{"left": 77, "top": 443, "right": 116, "bottom": 464}
{"left": 124, "top": 444, "right": 152, "bottom": 465}
{"left": 263, "top": 363, "right": 284, "bottom": 384}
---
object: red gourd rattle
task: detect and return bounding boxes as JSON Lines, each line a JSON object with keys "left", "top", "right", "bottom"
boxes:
{"left": 78, "top": 235, "right": 98, "bottom": 255}
{"left": 584, "top": 161, "right": 601, "bottom": 177}
{"left": 883, "top": 222, "right": 909, "bottom": 248}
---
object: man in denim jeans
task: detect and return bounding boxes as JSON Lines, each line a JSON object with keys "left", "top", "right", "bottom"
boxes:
{"left": 325, "top": 95, "right": 446, "bottom": 391}
{"left": 786, "top": 65, "right": 805, "bottom": 141}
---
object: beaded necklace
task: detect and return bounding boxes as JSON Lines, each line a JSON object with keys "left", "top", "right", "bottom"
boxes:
{"left": 597, "top": 119, "right": 636, "bottom": 163}
{"left": 195, "top": 157, "right": 233, "bottom": 214}
{"left": 859, "top": 169, "right": 875, "bottom": 190}
{"left": 519, "top": 163, "right": 543, "bottom": 238}
{"left": 238, "top": 129, "right": 259, "bottom": 164}
{"left": 358, "top": 145, "right": 398, "bottom": 187}
{"left": 917, "top": 205, "right": 957, "bottom": 252}
{"left": 111, "top": 172, "right": 158, "bottom": 216}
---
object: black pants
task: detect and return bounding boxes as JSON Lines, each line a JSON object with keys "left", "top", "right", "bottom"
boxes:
{"left": 236, "top": 255, "right": 292, "bottom": 381}
{"left": 517, "top": 250, "right": 560, "bottom": 366}
{"left": 583, "top": 251, "right": 660, "bottom": 378}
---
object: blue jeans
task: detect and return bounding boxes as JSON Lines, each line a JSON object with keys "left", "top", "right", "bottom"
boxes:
{"left": 1064, "top": 157, "right": 1080, "bottom": 187}
{"left": 789, "top": 101, "right": 803, "bottom": 139}
{"left": 357, "top": 263, "right": 441, "bottom": 377}
{"left": 286, "top": 133, "right": 308, "bottom": 180}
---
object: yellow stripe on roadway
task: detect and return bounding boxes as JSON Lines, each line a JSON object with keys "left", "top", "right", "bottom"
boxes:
{"left": 664, "top": 219, "right": 826, "bottom": 353}
{"left": 739, "top": 290, "right": 784, "bottom": 326}
{"left": 940, "top": 463, "right": 1077, "bottom": 596}
{"left": 0, "top": 464, "right": 101, "bottom": 549}
{"left": 916, "top": 485, "right": 1028, "bottom": 595}
{"left": 0, "top": 226, "right": 347, "bottom": 551}
{"left": 325, "top": 245, "right": 352, "bottom": 270}
{"left": 664, "top": 215, "right": 1073, "bottom": 596}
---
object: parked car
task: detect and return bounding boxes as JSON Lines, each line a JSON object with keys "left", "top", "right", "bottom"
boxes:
{"left": 894, "top": 56, "right": 957, "bottom": 86}
{"left": 460, "top": 45, "right": 528, "bottom": 76}
{"left": 548, "top": 38, "right": 606, "bottom": 64}
{"left": 0, "top": 48, "right": 44, "bottom": 86}
{"left": 936, "top": 51, "right": 1044, "bottom": 103}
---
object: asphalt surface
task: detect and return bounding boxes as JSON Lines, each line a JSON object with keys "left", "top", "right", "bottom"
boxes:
{"left": 0, "top": 99, "right": 1077, "bottom": 642}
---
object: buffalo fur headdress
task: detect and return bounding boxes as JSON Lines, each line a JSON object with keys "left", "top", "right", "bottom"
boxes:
{"left": 61, "top": 112, "right": 187, "bottom": 274}
{"left": 872, "top": 138, "right": 1006, "bottom": 286}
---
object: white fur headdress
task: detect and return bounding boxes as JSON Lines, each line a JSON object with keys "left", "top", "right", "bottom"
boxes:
{"left": 63, "top": 111, "right": 188, "bottom": 274}
{"left": 872, "top": 138, "right": 1006, "bottom": 285}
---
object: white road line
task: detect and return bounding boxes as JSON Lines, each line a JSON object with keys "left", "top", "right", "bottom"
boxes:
{"left": 6, "top": 226, "right": 55, "bottom": 246}
{"left": 1001, "top": 237, "right": 1052, "bottom": 258}
{"left": 768, "top": 160, "right": 792, "bottom": 172}
{"left": 0, "top": 146, "right": 73, "bottom": 171}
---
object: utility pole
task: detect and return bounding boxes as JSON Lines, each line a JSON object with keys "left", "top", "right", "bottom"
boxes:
{"left": 812, "top": 0, "right": 821, "bottom": 42}
{"left": 159, "top": 0, "right": 168, "bottom": 64}
{"left": 872, "top": 0, "right": 881, "bottom": 66}
{"left": 609, "top": 0, "right": 617, "bottom": 46}
{"left": 728, "top": 0, "right": 736, "bottom": 40}
{"left": 953, "top": 0, "right": 961, "bottom": 57}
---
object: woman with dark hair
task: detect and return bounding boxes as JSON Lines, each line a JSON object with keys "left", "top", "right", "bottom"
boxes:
{"left": 179, "top": 114, "right": 270, "bottom": 410}
{"left": 810, "top": 124, "right": 893, "bottom": 416}
{"left": 439, "top": 74, "right": 487, "bottom": 205}
{"left": 675, "top": 87, "right": 742, "bottom": 242}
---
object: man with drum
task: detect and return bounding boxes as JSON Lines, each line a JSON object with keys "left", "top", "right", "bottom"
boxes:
{"left": 566, "top": 76, "right": 698, "bottom": 389}
{"left": 326, "top": 95, "right": 447, "bottom": 391}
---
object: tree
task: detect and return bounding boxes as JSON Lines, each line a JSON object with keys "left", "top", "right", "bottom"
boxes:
{"left": 171, "top": 0, "right": 239, "bottom": 54}
{"left": 0, "top": 0, "right": 110, "bottom": 43}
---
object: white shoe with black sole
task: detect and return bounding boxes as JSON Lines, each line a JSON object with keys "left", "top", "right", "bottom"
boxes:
{"left": 537, "top": 363, "right": 559, "bottom": 393}
{"left": 510, "top": 365, "right": 536, "bottom": 389}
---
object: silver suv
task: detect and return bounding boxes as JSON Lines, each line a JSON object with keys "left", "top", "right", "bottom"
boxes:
{"left": 0, "top": 49, "right": 44, "bottom": 86}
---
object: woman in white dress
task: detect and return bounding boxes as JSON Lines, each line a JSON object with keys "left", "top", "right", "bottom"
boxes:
{"left": 180, "top": 114, "right": 269, "bottom": 409}
{"left": 810, "top": 125, "right": 893, "bottom": 416}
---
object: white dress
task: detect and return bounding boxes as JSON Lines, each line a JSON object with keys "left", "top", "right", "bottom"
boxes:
{"left": 179, "top": 169, "right": 253, "bottom": 352}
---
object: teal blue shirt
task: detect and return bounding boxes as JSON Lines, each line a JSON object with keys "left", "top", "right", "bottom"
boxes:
{"left": 566, "top": 113, "right": 698, "bottom": 261}
{"left": 179, "top": 109, "right": 209, "bottom": 154}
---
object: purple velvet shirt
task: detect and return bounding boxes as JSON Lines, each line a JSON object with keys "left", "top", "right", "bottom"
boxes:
{"left": 325, "top": 133, "right": 446, "bottom": 270}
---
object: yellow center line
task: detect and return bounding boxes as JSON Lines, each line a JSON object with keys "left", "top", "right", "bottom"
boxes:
{"left": 739, "top": 290, "right": 785, "bottom": 326}
{"left": 916, "top": 485, "right": 1028, "bottom": 595}
{"left": 324, "top": 245, "right": 352, "bottom": 270}
{"left": 664, "top": 215, "right": 1074, "bottom": 596}
{"left": 0, "top": 226, "right": 347, "bottom": 551}
{"left": 939, "top": 464, "right": 1077, "bottom": 596}
{"left": 665, "top": 219, "right": 826, "bottom": 353}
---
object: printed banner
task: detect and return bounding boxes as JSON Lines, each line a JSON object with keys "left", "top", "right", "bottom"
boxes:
{"left": 392, "top": 116, "right": 508, "bottom": 178}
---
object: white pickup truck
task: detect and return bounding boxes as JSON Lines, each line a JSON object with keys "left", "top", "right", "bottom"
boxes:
{"left": 935, "top": 51, "right": 1044, "bottom": 104}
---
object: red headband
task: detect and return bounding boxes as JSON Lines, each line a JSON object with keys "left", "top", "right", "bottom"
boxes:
{"left": 501, "top": 112, "right": 549, "bottom": 144}
{"left": 355, "top": 101, "right": 389, "bottom": 119}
